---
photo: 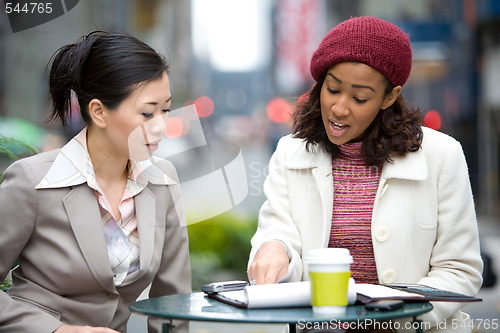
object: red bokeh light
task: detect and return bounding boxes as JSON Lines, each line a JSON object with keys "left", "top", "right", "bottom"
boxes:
{"left": 424, "top": 110, "right": 442, "bottom": 131}
{"left": 165, "top": 116, "right": 184, "bottom": 138}
{"left": 266, "top": 98, "right": 292, "bottom": 123}
{"left": 194, "top": 96, "right": 215, "bottom": 117}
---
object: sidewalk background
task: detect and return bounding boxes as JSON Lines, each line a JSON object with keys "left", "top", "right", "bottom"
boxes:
{"left": 128, "top": 215, "right": 500, "bottom": 333}
{"left": 464, "top": 215, "right": 500, "bottom": 333}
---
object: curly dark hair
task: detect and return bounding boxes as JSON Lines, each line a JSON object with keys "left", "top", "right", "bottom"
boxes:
{"left": 292, "top": 74, "right": 423, "bottom": 169}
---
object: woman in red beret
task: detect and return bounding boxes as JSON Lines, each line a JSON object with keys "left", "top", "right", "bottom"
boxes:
{"left": 248, "top": 16, "right": 482, "bottom": 332}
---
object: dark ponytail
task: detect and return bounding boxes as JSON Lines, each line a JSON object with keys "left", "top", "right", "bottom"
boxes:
{"left": 48, "top": 31, "right": 169, "bottom": 126}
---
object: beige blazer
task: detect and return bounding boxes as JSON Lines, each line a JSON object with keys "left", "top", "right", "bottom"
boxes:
{"left": 0, "top": 149, "right": 191, "bottom": 332}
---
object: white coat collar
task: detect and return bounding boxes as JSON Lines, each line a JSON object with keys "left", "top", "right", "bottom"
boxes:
{"left": 284, "top": 137, "right": 330, "bottom": 170}
{"left": 284, "top": 136, "right": 428, "bottom": 181}
{"left": 381, "top": 148, "right": 428, "bottom": 181}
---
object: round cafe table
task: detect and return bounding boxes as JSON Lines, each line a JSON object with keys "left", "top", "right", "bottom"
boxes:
{"left": 130, "top": 292, "right": 433, "bottom": 332}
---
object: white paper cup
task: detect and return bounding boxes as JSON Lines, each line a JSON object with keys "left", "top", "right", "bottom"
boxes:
{"left": 305, "top": 248, "right": 353, "bottom": 315}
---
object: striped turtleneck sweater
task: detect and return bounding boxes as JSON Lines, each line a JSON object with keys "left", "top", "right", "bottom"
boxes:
{"left": 328, "top": 142, "right": 381, "bottom": 284}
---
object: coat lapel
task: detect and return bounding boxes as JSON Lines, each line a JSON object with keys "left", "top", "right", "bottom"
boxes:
{"left": 381, "top": 148, "right": 428, "bottom": 181}
{"left": 121, "top": 187, "right": 157, "bottom": 285}
{"left": 63, "top": 185, "right": 116, "bottom": 292}
{"left": 63, "top": 181, "right": 160, "bottom": 289}
{"left": 312, "top": 166, "right": 335, "bottom": 247}
{"left": 286, "top": 143, "right": 334, "bottom": 247}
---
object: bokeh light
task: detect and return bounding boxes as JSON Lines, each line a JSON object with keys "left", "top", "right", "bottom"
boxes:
{"left": 424, "top": 110, "right": 442, "bottom": 131}
{"left": 266, "top": 97, "right": 292, "bottom": 123}
{"left": 194, "top": 96, "right": 215, "bottom": 117}
{"left": 165, "top": 116, "right": 184, "bottom": 138}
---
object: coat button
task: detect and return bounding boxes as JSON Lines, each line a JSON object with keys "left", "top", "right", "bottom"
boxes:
{"left": 381, "top": 270, "right": 397, "bottom": 283}
{"left": 375, "top": 226, "right": 390, "bottom": 242}
{"left": 106, "top": 292, "right": 118, "bottom": 300}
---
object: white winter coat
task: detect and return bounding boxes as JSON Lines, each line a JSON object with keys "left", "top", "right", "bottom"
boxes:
{"left": 249, "top": 127, "right": 482, "bottom": 332}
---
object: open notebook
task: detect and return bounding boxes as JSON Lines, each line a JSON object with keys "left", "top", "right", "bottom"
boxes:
{"left": 204, "top": 281, "right": 481, "bottom": 309}
{"left": 206, "top": 279, "right": 351, "bottom": 309}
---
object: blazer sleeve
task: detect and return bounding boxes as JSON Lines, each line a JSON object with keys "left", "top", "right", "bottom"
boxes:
{"left": 417, "top": 138, "right": 483, "bottom": 327}
{"left": 248, "top": 136, "right": 304, "bottom": 282}
{"left": 147, "top": 163, "right": 192, "bottom": 333}
{"left": 0, "top": 159, "right": 63, "bottom": 332}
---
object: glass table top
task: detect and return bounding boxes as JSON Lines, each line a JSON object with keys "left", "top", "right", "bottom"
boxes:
{"left": 130, "top": 292, "right": 433, "bottom": 324}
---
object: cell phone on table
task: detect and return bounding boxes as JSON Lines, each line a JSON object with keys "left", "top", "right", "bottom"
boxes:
{"left": 201, "top": 280, "right": 249, "bottom": 294}
{"left": 365, "top": 300, "right": 404, "bottom": 311}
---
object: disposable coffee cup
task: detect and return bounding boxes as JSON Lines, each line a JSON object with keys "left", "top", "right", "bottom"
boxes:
{"left": 305, "top": 248, "right": 353, "bottom": 315}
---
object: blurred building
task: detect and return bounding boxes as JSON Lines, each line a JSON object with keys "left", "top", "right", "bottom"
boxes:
{"left": 1, "top": 0, "right": 500, "bottom": 217}
{"left": 0, "top": 0, "right": 193, "bottom": 128}
{"left": 477, "top": 8, "right": 500, "bottom": 216}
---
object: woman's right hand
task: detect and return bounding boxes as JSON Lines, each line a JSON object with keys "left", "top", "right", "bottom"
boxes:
{"left": 247, "top": 240, "right": 290, "bottom": 285}
{"left": 54, "top": 325, "right": 120, "bottom": 333}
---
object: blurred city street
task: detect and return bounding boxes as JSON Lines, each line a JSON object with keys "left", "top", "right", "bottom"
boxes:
{"left": 2, "top": 1, "right": 500, "bottom": 332}
{"left": 465, "top": 215, "right": 500, "bottom": 333}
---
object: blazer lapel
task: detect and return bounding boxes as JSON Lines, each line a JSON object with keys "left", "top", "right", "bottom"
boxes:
{"left": 121, "top": 187, "right": 157, "bottom": 285}
{"left": 63, "top": 185, "right": 116, "bottom": 292}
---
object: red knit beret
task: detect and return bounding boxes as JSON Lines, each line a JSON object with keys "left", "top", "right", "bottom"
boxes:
{"left": 310, "top": 16, "right": 412, "bottom": 87}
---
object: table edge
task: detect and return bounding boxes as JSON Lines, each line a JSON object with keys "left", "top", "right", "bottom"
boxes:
{"left": 130, "top": 292, "right": 434, "bottom": 324}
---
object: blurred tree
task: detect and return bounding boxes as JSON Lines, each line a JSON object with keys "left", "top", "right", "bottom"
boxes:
{"left": 0, "top": 136, "right": 37, "bottom": 291}
{"left": 187, "top": 212, "right": 257, "bottom": 291}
